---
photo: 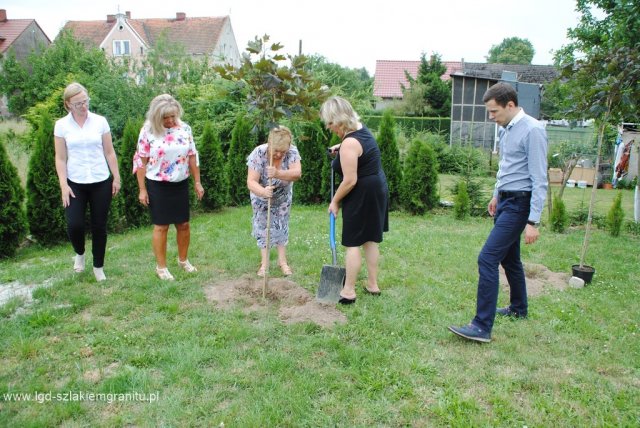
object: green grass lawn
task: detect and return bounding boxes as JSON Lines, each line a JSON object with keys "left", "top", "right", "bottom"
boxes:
{"left": 1, "top": 203, "right": 638, "bottom": 426}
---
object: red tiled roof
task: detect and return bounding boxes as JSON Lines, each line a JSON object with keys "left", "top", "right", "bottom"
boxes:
{"left": 373, "top": 60, "right": 462, "bottom": 99}
{"left": 0, "top": 18, "right": 50, "bottom": 54}
{"left": 63, "top": 14, "right": 229, "bottom": 55}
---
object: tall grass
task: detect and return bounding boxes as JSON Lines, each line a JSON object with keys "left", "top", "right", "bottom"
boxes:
{"left": 1, "top": 204, "right": 638, "bottom": 426}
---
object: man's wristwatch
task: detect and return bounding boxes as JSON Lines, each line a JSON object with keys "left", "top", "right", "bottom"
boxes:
{"left": 527, "top": 220, "right": 539, "bottom": 227}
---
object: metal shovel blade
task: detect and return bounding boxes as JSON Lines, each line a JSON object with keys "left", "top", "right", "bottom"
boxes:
{"left": 316, "top": 264, "right": 346, "bottom": 303}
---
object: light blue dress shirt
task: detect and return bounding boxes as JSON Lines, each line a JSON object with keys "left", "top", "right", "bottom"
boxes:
{"left": 492, "top": 108, "right": 548, "bottom": 223}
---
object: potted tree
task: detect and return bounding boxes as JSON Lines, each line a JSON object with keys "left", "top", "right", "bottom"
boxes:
{"left": 557, "top": 1, "right": 640, "bottom": 284}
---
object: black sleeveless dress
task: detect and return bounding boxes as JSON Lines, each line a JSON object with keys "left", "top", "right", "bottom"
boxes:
{"left": 332, "top": 126, "right": 389, "bottom": 247}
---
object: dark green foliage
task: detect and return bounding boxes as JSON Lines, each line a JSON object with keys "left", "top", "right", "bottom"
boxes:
{"left": 26, "top": 109, "right": 67, "bottom": 246}
{"left": 450, "top": 179, "right": 487, "bottom": 217}
{"left": 400, "top": 139, "right": 439, "bottom": 215}
{"left": 226, "top": 114, "right": 256, "bottom": 206}
{"left": 550, "top": 193, "right": 569, "bottom": 233}
{"left": 363, "top": 116, "right": 450, "bottom": 138}
{"left": 199, "top": 123, "right": 228, "bottom": 210}
{"left": 453, "top": 180, "right": 470, "bottom": 220}
{"left": 398, "top": 53, "right": 451, "bottom": 117}
{"left": 487, "top": 37, "right": 535, "bottom": 64}
{"left": 606, "top": 191, "right": 625, "bottom": 237}
{"left": 321, "top": 133, "right": 342, "bottom": 200}
{"left": 0, "top": 137, "right": 28, "bottom": 258}
{"left": 377, "top": 111, "right": 402, "bottom": 210}
{"left": 118, "top": 118, "right": 149, "bottom": 228}
{"left": 292, "top": 120, "right": 330, "bottom": 205}
{"left": 0, "top": 30, "right": 109, "bottom": 116}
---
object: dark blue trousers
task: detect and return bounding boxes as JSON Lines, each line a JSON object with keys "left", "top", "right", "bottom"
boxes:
{"left": 65, "top": 177, "right": 113, "bottom": 268}
{"left": 472, "top": 194, "right": 530, "bottom": 332}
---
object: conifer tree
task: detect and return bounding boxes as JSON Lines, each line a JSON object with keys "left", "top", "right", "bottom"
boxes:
{"left": 0, "top": 137, "right": 28, "bottom": 258}
{"left": 400, "top": 138, "right": 439, "bottom": 215}
{"left": 453, "top": 180, "right": 471, "bottom": 220}
{"left": 226, "top": 114, "right": 256, "bottom": 206}
{"left": 606, "top": 191, "right": 624, "bottom": 237}
{"left": 550, "top": 193, "right": 569, "bottom": 233}
{"left": 199, "top": 122, "right": 228, "bottom": 210}
{"left": 26, "top": 109, "right": 67, "bottom": 245}
{"left": 377, "top": 110, "right": 401, "bottom": 210}
{"left": 118, "top": 117, "right": 149, "bottom": 228}
{"left": 292, "top": 120, "right": 328, "bottom": 204}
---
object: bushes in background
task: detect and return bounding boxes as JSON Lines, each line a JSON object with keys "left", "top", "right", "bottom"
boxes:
{"left": 0, "top": 136, "right": 28, "bottom": 258}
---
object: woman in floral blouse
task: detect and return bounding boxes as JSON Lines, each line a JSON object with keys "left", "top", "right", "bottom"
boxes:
{"left": 134, "top": 94, "right": 204, "bottom": 280}
{"left": 246, "top": 126, "right": 301, "bottom": 277}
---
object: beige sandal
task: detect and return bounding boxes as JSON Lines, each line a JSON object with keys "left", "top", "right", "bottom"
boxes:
{"left": 178, "top": 259, "right": 197, "bottom": 273}
{"left": 257, "top": 265, "right": 267, "bottom": 277}
{"left": 156, "top": 266, "right": 175, "bottom": 281}
{"left": 279, "top": 262, "right": 293, "bottom": 276}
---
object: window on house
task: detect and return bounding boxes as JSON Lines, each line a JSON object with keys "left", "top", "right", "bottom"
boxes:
{"left": 113, "top": 40, "right": 131, "bottom": 56}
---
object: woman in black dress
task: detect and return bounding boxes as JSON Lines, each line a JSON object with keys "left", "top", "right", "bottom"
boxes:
{"left": 320, "top": 96, "right": 389, "bottom": 304}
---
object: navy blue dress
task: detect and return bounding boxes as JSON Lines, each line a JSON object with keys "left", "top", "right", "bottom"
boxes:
{"left": 332, "top": 126, "right": 389, "bottom": 247}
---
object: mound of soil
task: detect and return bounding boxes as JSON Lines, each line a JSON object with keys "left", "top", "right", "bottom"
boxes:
{"left": 500, "top": 263, "right": 570, "bottom": 296}
{"left": 204, "top": 276, "right": 347, "bottom": 328}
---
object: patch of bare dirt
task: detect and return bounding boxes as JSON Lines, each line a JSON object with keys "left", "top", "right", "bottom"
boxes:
{"left": 500, "top": 263, "right": 570, "bottom": 296}
{"left": 204, "top": 276, "right": 346, "bottom": 328}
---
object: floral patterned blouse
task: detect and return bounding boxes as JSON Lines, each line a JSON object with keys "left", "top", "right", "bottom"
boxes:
{"left": 133, "top": 121, "right": 198, "bottom": 182}
{"left": 247, "top": 144, "right": 301, "bottom": 205}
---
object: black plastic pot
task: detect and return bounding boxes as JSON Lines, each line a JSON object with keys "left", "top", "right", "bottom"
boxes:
{"left": 572, "top": 264, "right": 595, "bottom": 284}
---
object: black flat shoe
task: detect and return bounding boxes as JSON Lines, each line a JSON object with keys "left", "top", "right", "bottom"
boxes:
{"left": 338, "top": 296, "right": 356, "bottom": 305}
{"left": 363, "top": 287, "right": 381, "bottom": 296}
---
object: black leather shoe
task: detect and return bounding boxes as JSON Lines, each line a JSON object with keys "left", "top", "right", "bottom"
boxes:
{"left": 496, "top": 307, "right": 527, "bottom": 318}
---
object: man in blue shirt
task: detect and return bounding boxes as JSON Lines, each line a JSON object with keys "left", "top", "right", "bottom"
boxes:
{"left": 449, "top": 82, "right": 548, "bottom": 343}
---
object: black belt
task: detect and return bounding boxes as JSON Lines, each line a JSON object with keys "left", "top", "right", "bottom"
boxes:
{"left": 498, "top": 190, "right": 531, "bottom": 199}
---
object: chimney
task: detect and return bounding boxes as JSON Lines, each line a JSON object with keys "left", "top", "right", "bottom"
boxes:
{"left": 0, "top": 9, "right": 7, "bottom": 22}
{"left": 107, "top": 14, "right": 116, "bottom": 23}
{"left": 176, "top": 12, "right": 186, "bottom": 21}
{"left": 125, "top": 11, "right": 131, "bottom": 19}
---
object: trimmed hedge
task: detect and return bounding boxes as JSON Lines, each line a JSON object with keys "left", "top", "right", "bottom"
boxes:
{"left": 364, "top": 115, "right": 450, "bottom": 137}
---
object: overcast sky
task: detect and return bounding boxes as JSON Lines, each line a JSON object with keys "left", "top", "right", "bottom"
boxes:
{"left": 4, "top": 0, "right": 581, "bottom": 75}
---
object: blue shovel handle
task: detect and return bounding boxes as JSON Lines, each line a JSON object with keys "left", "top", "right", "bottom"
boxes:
{"left": 329, "top": 212, "right": 338, "bottom": 265}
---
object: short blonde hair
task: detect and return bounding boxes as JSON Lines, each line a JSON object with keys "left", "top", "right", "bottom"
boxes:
{"left": 62, "top": 82, "right": 88, "bottom": 112}
{"left": 268, "top": 125, "right": 293, "bottom": 152}
{"left": 319, "top": 96, "right": 360, "bottom": 134}
{"left": 145, "top": 94, "right": 184, "bottom": 137}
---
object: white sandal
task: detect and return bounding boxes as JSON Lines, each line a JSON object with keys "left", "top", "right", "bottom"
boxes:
{"left": 156, "top": 266, "right": 175, "bottom": 280}
{"left": 178, "top": 259, "right": 197, "bottom": 273}
{"left": 74, "top": 253, "right": 85, "bottom": 273}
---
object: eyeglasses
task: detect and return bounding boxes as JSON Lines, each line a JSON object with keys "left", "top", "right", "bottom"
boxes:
{"left": 71, "top": 98, "right": 90, "bottom": 109}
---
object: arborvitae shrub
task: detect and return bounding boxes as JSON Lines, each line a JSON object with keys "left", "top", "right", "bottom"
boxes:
{"left": 400, "top": 138, "right": 439, "bottom": 215}
{"left": 454, "top": 180, "right": 471, "bottom": 220}
{"left": 550, "top": 193, "right": 569, "bottom": 233}
{"left": 118, "top": 117, "right": 149, "bottom": 229}
{"left": 0, "top": 137, "right": 28, "bottom": 258}
{"left": 199, "top": 122, "right": 228, "bottom": 210}
{"left": 376, "top": 110, "right": 401, "bottom": 210}
{"left": 293, "top": 120, "right": 328, "bottom": 205}
{"left": 226, "top": 114, "right": 256, "bottom": 206}
{"left": 26, "top": 109, "right": 67, "bottom": 246}
{"left": 606, "top": 191, "right": 624, "bottom": 237}
{"left": 321, "top": 133, "right": 341, "bottom": 200}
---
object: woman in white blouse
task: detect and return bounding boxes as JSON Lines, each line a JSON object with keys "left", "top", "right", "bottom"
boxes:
{"left": 54, "top": 82, "right": 121, "bottom": 282}
{"left": 134, "top": 94, "right": 204, "bottom": 280}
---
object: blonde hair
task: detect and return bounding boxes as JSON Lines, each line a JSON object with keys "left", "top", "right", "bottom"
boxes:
{"left": 62, "top": 82, "right": 89, "bottom": 112}
{"left": 145, "top": 94, "right": 184, "bottom": 137}
{"left": 267, "top": 125, "right": 293, "bottom": 152}
{"left": 319, "top": 96, "right": 361, "bottom": 134}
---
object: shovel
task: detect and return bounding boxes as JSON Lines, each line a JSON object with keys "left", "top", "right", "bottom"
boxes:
{"left": 317, "top": 168, "right": 346, "bottom": 303}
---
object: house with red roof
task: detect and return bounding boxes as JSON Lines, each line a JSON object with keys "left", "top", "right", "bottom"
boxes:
{"left": 373, "top": 59, "right": 462, "bottom": 110}
{"left": 0, "top": 9, "right": 51, "bottom": 115}
{"left": 62, "top": 11, "right": 241, "bottom": 69}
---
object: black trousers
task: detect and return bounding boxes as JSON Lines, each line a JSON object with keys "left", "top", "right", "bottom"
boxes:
{"left": 65, "top": 177, "right": 112, "bottom": 268}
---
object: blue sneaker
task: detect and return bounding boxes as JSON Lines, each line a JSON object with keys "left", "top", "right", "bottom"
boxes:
{"left": 496, "top": 306, "right": 527, "bottom": 318}
{"left": 448, "top": 323, "right": 491, "bottom": 343}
